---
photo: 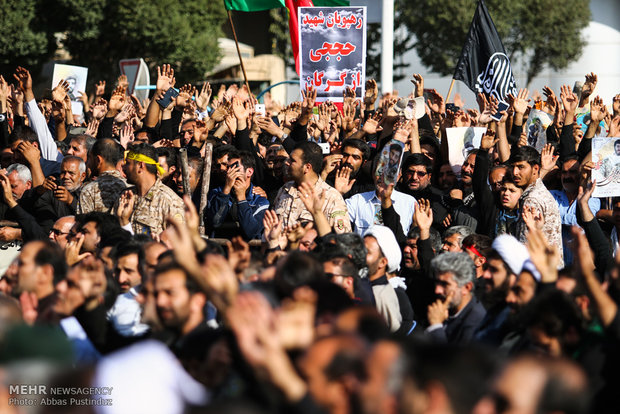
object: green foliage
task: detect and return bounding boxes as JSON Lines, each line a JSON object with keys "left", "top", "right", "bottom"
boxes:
{"left": 62, "top": 0, "right": 225, "bottom": 84}
{"left": 0, "top": 0, "right": 225, "bottom": 85}
{"left": 0, "top": 0, "right": 52, "bottom": 74}
{"left": 269, "top": 8, "right": 294, "bottom": 68}
{"left": 398, "top": 0, "right": 591, "bottom": 84}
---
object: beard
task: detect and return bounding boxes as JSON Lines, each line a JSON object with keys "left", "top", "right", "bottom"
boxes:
{"left": 481, "top": 277, "right": 511, "bottom": 310}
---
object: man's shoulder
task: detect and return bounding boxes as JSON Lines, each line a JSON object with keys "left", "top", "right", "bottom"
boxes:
{"left": 151, "top": 180, "right": 183, "bottom": 205}
{"left": 392, "top": 189, "right": 416, "bottom": 204}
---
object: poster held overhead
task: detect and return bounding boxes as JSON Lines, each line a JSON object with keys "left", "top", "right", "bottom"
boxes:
{"left": 52, "top": 64, "right": 88, "bottom": 117}
{"left": 299, "top": 6, "right": 366, "bottom": 103}
{"left": 592, "top": 137, "right": 620, "bottom": 197}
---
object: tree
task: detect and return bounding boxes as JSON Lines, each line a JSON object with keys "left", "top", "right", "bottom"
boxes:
{"left": 0, "top": 0, "right": 54, "bottom": 75}
{"left": 398, "top": 0, "right": 591, "bottom": 85}
{"left": 58, "top": 0, "right": 225, "bottom": 84}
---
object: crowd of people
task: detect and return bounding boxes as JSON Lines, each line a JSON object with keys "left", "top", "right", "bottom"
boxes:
{"left": 0, "top": 63, "right": 620, "bottom": 414}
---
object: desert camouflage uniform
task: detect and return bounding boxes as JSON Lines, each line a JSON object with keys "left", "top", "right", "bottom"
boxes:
{"left": 273, "top": 178, "right": 351, "bottom": 233}
{"left": 78, "top": 170, "right": 128, "bottom": 214}
{"left": 129, "top": 178, "right": 185, "bottom": 237}
{"left": 516, "top": 178, "right": 564, "bottom": 267}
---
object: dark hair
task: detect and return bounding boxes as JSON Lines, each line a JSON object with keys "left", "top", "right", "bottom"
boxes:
{"left": 70, "top": 134, "right": 96, "bottom": 151}
{"left": 486, "top": 249, "right": 512, "bottom": 276}
{"left": 462, "top": 234, "right": 492, "bottom": 257}
{"left": 90, "top": 138, "right": 124, "bottom": 166}
{"left": 128, "top": 143, "right": 159, "bottom": 175}
{"left": 561, "top": 154, "right": 580, "bottom": 166}
{"left": 229, "top": 150, "right": 256, "bottom": 171}
{"left": 77, "top": 212, "right": 125, "bottom": 249}
{"left": 154, "top": 259, "right": 201, "bottom": 294}
{"left": 258, "top": 133, "right": 273, "bottom": 149}
{"left": 274, "top": 251, "right": 325, "bottom": 297}
{"left": 321, "top": 233, "right": 368, "bottom": 272}
{"left": 9, "top": 125, "right": 38, "bottom": 145}
{"left": 522, "top": 289, "right": 584, "bottom": 340}
{"left": 213, "top": 144, "right": 237, "bottom": 162}
{"left": 408, "top": 226, "right": 442, "bottom": 253}
{"left": 404, "top": 343, "right": 497, "bottom": 414}
{"left": 34, "top": 241, "right": 67, "bottom": 286}
{"left": 510, "top": 146, "right": 541, "bottom": 167}
{"left": 112, "top": 239, "right": 146, "bottom": 275}
{"left": 342, "top": 138, "right": 370, "bottom": 161}
{"left": 402, "top": 153, "right": 433, "bottom": 175}
{"left": 294, "top": 141, "right": 323, "bottom": 174}
{"left": 157, "top": 147, "right": 178, "bottom": 168}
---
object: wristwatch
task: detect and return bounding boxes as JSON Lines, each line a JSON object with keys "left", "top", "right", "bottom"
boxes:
{"left": 0, "top": 114, "right": 6, "bottom": 123}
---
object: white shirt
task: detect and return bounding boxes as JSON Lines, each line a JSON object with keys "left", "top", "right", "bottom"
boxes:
{"left": 345, "top": 190, "right": 416, "bottom": 236}
{"left": 106, "top": 287, "right": 149, "bottom": 337}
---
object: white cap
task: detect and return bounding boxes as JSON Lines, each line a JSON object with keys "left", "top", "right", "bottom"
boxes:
{"left": 364, "top": 225, "right": 402, "bottom": 273}
{"left": 491, "top": 234, "right": 529, "bottom": 275}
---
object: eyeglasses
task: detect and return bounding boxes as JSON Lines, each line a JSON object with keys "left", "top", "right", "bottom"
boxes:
{"left": 405, "top": 170, "right": 428, "bottom": 177}
{"left": 50, "top": 228, "right": 70, "bottom": 236}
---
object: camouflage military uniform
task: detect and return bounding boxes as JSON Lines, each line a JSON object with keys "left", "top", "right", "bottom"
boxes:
{"left": 129, "top": 178, "right": 185, "bottom": 237}
{"left": 273, "top": 178, "right": 351, "bottom": 233}
{"left": 78, "top": 170, "right": 128, "bottom": 214}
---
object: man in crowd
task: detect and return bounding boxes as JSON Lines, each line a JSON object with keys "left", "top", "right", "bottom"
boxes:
{"left": 274, "top": 141, "right": 351, "bottom": 233}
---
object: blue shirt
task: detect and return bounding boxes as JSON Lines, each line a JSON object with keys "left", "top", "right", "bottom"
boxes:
{"left": 345, "top": 189, "right": 416, "bottom": 236}
{"left": 551, "top": 189, "right": 600, "bottom": 265}
{"left": 206, "top": 183, "right": 269, "bottom": 240}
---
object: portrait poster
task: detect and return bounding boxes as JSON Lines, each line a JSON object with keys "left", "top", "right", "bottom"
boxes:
{"left": 592, "top": 137, "right": 620, "bottom": 197}
{"left": 52, "top": 64, "right": 88, "bottom": 116}
{"left": 375, "top": 139, "right": 405, "bottom": 186}
{"left": 524, "top": 109, "right": 553, "bottom": 151}
{"left": 446, "top": 127, "right": 487, "bottom": 176}
{"left": 299, "top": 7, "right": 366, "bottom": 103}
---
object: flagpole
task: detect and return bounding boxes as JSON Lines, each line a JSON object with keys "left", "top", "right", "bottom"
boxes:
{"left": 224, "top": 3, "right": 252, "bottom": 93}
{"left": 446, "top": 79, "right": 456, "bottom": 103}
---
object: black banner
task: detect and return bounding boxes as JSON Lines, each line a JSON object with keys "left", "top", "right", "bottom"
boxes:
{"left": 453, "top": 0, "right": 517, "bottom": 103}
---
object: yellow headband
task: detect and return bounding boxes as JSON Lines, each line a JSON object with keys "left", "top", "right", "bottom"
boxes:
{"left": 126, "top": 151, "right": 166, "bottom": 176}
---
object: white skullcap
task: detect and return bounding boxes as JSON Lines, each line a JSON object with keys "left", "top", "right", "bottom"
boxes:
{"left": 364, "top": 225, "right": 402, "bottom": 273}
{"left": 491, "top": 234, "right": 530, "bottom": 275}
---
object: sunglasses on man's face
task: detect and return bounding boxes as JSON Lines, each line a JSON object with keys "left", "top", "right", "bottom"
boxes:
{"left": 50, "top": 228, "right": 69, "bottom": 236}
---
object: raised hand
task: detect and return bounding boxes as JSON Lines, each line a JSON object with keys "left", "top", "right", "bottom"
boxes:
{"left": 108, "top": 86, "right": 126, "bottom": 112}
{"left": 195, "top": 82, "right": 212, "bottom": 112}
{"left": 334, "top": 166, "right": 356, "bottom": 195}
{"left": 426, "top": 89, "right": 445, "bottom": 114}
{"left": 560, "top": 84, "right": 578, "bottom": 113}
{"left": 479, "top": 129, "right": 498, "bottom": 151}
{"left": 590, "top": 95, "right": 606, "bottom": 123}
{"left": 581, "top": 72, "right": 597, "bottom": 100}
{"left": 64, "top": 233, "right": 93, "bottom": 266}
{"left": 613, "top": 94, "right": 620, "bottom": 116}
{"left": 95, "top": 80, "right": 106, "bottom": 97}
{"left": 227, "top": 236, "right": 251, "bottom": 275}
{"left": 301, "top": 85, "right": 317, "bottom": 115}
{"left": 0, "top": 174, "right": 17, "bottom": 208}
{"left": 117, "top": 74, "right": 129, "bottom": 90}
{"left": 156, "top": 64, "right": 175, "bottom": 92}
{"left": 413, "top": 198, "right": 433, "bottom": 232}
{"left": 522, "top": 204, "right": 544, "bottom": 230}
{"left": 540, "top": 143, "right": 559, "bottom": 174}
{"left": 175, "top": 84, "right": 195, "bottom": 109}
{"left": 13, "top": 66, "right": 32, "bottom": 93}
{"left": 298, "top": 181, "right": 325, "bottom": 215}
{"left": 263, "top": 209, "right": 284, "bottom": 248}
{"left": 411, "top": 73, "right": 424, "bottom": 97}
{"left": 509, "top": 88, "right": 530, "bottom": 114}
{"left": 52, "top": 79, "right": 70, "bottom": 103}
{"left": 91, "top": 98, "right": 108, "bottom": 120}
{"left": 364, "top": 79, "right": 378, "bottom": 108}
{"left": 526, "top": 225, "right": 560, "bottom": 283}
{"left": 116, "top": 190, "right": 135, "bottom": 226}
{"left": 362, "top": 111, "right": 384, "bottom": 135}
{"left": 256, "top": 116, "right": 284, "bottom": 137}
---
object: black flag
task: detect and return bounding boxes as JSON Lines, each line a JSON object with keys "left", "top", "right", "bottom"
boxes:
{"left": 453, "top": 0, "right": 517, "bottom": 103}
